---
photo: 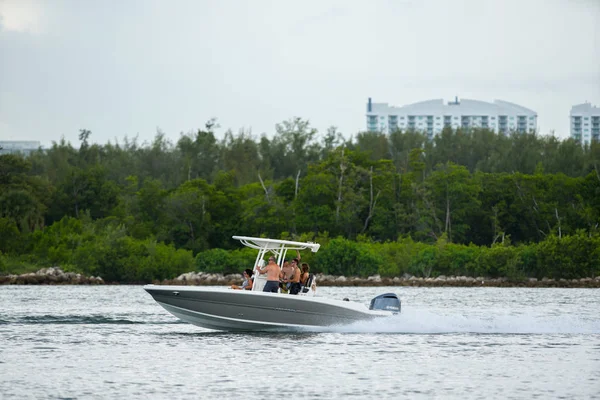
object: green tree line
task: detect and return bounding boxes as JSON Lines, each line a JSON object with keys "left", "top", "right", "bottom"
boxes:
{"left": 1, "top": 120, "right": 599, "bottom": 281}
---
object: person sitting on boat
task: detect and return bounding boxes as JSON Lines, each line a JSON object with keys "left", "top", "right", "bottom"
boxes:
{"left": 256, "top": 256, "right": 281, "bottom": 293}
{"left": 288, "top": 258, "right": 302, "bottom": 295}
{"left": 231, "top": 269, "right": 253, "bottom": 290}
{"left": 300, "top": 263, "right": 317, "bottom": 294}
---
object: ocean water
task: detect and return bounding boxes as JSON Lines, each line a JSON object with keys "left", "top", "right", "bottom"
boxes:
{"left": 1, "top": 285, "right": 599, "bottom": 399}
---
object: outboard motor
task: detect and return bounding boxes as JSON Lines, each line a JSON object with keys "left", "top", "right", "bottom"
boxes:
{"left": 369, "top": 293, "right": 401, "bottom": 314}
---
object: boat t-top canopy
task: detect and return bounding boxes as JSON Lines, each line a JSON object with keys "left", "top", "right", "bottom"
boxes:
{"left": 232, "top": 236, "right": 320, "bottom": 294}
{"left": 233, "top": 236, "right": 320, "bottom": 253}
{"left": 232, "top": 236, "right": 320, "bottom": 277}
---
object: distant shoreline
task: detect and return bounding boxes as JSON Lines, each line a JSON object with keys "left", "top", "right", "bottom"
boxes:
{"left": 2, "top": 268, "right": 599, "bottom": 288}
{"left": 156, "top": 274, "right": 600, "bottom": 288}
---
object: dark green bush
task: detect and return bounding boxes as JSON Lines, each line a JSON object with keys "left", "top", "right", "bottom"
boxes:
{"left": 535, "top": 232, "right": 600, "bottom": 279}
{"left": 195, "top": 247, "right": 256, "bottom": 275}
{"left": 315, "top": 237, "right": 382, "bottom": 277}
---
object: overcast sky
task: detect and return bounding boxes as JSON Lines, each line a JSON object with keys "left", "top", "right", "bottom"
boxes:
{"left": 1, "top": 0, "right": 599, "bottom": 148}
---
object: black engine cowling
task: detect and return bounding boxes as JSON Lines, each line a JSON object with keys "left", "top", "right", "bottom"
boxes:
{"left": 369, "top": 293, "right": 401, "bottom": 313}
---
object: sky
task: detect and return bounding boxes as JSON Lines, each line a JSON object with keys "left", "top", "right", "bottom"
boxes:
{"left": 0, "top": 0, "right": 599, "bottom": 148}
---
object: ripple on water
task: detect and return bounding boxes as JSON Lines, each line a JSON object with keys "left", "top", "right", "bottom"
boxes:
{"left": 0, "top": 285, "right": 599, "bottom": 399}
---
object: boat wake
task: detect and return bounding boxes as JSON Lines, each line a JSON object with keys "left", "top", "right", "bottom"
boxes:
{"left": 1, "top": 314, "right": 180, "bottom": 325}
{"left": 305, "top": 308, "right": 600, "bottom": 334}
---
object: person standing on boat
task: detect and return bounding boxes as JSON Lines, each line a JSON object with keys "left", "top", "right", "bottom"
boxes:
{"left": 279, "top": 250, "right": 300, "bottom": 292}
{"left": 300, "top": 263, "right": 310, "bottom": 285}
{"left": 279, "top": 261, "right": 292, "bottom": 293}
{"left": 288, "top": 258, "right": 302, "bottom": 295}
{"left": 257, "top": 256, "right": 281, "bottom": 293}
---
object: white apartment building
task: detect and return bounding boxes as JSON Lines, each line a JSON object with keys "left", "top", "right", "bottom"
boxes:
{"left": 570, "top": 103, "right": 600, "bottom": 145}
{"left": 366, "top": 97, "right": 537, "bottom": 138}
{"left": 0, "top": 141, "right": 41, "bottom": 155}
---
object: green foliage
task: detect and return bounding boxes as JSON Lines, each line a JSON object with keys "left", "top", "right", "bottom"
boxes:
{"left": 377, "top": 237, "right": 427, "bottom": 277}
{"left": 0, "top": 218, "right": 21, "bottom": 254}
{"left": 0, "top": 252, "right": 39, "bottom": 275}
{"left": 2, "top": 125, "right": 600, "bottom": 281}
{"left": 68, "top": 223, "right": 194, "bottom": 282}
{"left": 436, "top": 242, "right": 483, "bottom": 277}
{"left": 419, "top": 163, "right": 481, "bottom": 243}
{"left": 69, "top": 230, "right": 194, "bottom": 283}
{"left": 31, "top": 216, "right": 86, "bottom": 265}
{"left": 295, "top": 172, "right": 336, "bottom": 234}
{"left": 0, "top": 154, "right": 50, "bottom": 232}
{"left": 195, "top": 249, "right": 232, "bottom": 274}
{"left": 315, "top": 237, "right": 382, "bottom": 277}
{"left": 135, "top": 240, "right": 195, "bottom": 282}
{"left": 195, "top": 247, "right": 256, "bottom": 275}
{"left": 409, "top": 246, "right": 439, "bottom": 278}
{"left": 21, "top": 216, "right": 194, "bottom": 282}
{"left": 534, "top": 232, "right": 600, "bottom": 279}
{"left": 477, "top": 244, "right": 525, "bottom": 280}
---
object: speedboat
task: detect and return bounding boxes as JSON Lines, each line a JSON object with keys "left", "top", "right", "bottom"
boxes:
{"left": 144, "top": 236, "right": 401, "bottom": 331}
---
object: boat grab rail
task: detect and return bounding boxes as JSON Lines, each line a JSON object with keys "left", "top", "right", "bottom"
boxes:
{"left": 233, "top": 236, "right": 320, "bottom": 253}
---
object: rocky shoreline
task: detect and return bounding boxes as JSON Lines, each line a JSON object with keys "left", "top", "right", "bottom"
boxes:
{"left": 157, "top": 271, "right": 600, "bottom": 288}
{"left": 0, "top": 267, "right": 104, "bottom": 285}
{"left": 1, "top": 268, "right": 599, "bottom": 288}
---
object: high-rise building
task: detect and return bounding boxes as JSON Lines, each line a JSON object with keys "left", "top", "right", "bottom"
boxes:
{"left": 366, "top": 97, "right": 537, "bottom": 138}
{"left": 0, "top": 141, "right": 41, "bottom": 155}
{"left": 570, "top": 103, "right": 600, "bottom": 145}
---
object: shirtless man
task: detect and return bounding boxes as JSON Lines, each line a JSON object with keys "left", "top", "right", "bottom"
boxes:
{"left": 279, "top": 261, "right": 292, "bottom": 293}
{"left": 281, "top": 251, "right": 301, "bottom": 292}
{"left": 256, "top": 256, "right": 281, "bottom": 293}
{"left": 280, "top": 261, "right": 293, "bottom": 283}
{"left": 288, "top": 258, "right": 302, "bottom": 295}
{"left": 283, "top": 250, "right": 300, "bottom": 280}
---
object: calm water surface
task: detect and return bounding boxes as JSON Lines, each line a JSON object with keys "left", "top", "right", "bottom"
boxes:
{"left": 1, "top": 285, "right": 599, "bottom": 399}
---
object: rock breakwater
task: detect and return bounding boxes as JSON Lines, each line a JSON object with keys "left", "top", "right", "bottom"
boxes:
{"left": 158, "top": 272, "right": 600, "bottom": 288}
{"left": 0, "top": 267, "right": 104, "bottom": 285}
{"left": 2, "top": 269, "right": 598, "bottom": 287}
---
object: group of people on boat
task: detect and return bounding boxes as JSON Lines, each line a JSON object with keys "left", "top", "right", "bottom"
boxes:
{"left": 231, "top": 250, "right": 312, "bottom": 294}
{"left": 277, "top": 251, "right": 311, "bottom": 294}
